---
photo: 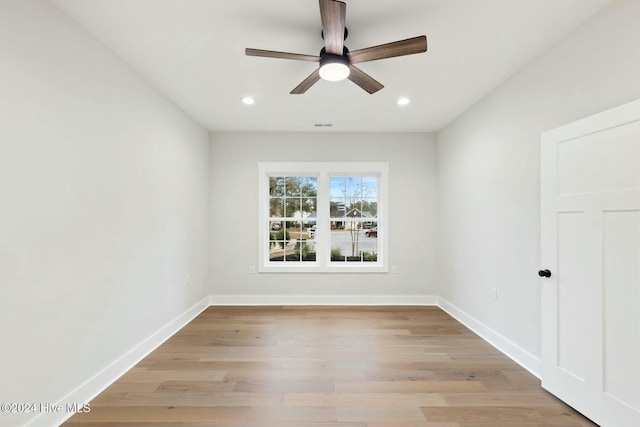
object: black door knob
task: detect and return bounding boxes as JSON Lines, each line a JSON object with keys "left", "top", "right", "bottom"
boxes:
{"left": 538, "top": 269, "right": 552, "bottom": 278}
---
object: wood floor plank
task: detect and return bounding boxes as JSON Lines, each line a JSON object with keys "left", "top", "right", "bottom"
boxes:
{"left": 337, "top": 406, "right": 428, "bottom": 423}
{"left": 155, "top": 380, "right": 237, "bottom": 393}
{"left": 223, "top": 368, "right": 367, "bottom": 382}
{"left": 64, "top": 406, "right": 249, "bottom": 423}
{"left": 282, "top": 392, "right": 447, "bottom": 407}
{"left": 421, "top": 405, "right": 596, "bottom": 425}
{"left": 233, "top": 380, "right": 336, "bottom": 393}
{"left": 117, "top": 370, "right": 228, "bottom": 383}
{"left": 441, "top": 392, "right": 564, "bottom": 407}
{"left": 90, "top": 392, "right": 282, "bottom": 407}
{"left": 64, "top": 306, "right": 598, "bottom": 426}
{"left": 246, "top": 406, "right": 337, "bottom": 422}
{"left": 335, "top": 380, "right": 487, "bottom": 393}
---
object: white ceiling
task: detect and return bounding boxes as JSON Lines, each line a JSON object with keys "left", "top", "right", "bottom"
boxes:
{"left": 53, "top": 0, "right": 613, "bottom": 132}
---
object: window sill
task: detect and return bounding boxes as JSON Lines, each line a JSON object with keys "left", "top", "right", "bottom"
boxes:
{"left": 259, "top": 263, "right": 388, "bottom": 273}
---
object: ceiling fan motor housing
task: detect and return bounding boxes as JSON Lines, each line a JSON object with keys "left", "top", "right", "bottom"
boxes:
{"left": 319, "top": 53, "right": 350, "bottom": 81}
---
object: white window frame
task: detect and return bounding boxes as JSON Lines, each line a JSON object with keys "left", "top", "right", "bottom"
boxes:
{"left": 258, "top": 162, "right": 389, "bottom": 273}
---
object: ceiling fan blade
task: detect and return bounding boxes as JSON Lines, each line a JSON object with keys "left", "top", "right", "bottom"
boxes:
{"left": 290, "top": 69, "right": 322, "bottom": 94}
{"left": 348, "top": 35, "right": 427, "bottom": 64}
{"left": 348, "top": 65, "right": 384, "bottom": 94}
{"left": 245, "top": 48, "right": 320, "bottom": 62}
{"left": 319, "top": 0, "right": 346, "bottom": 55}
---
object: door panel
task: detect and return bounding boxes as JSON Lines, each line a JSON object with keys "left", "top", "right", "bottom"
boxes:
{"left": 557, "top": 211, "right": 589, "bottom": 380}
{"left": 602, "top": 210, "right": 640, "bottom": 409}
{"left": 541, "top": 99, "right": 640, "bottom": 427}
{"left": 557, "top": 121, "right": 640, "bottom": 195}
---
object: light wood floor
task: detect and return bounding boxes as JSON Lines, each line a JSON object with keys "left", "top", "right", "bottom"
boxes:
{"left": 64, "top": 306, "right": 597, "bottom": 426}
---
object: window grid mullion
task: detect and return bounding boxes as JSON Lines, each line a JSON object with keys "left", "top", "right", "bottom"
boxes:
{"left": 316, "top": 172, "right": 330, "bottom": 268}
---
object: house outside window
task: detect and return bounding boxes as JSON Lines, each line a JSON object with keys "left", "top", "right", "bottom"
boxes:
{"left": 258, "top": 162, "right": 388, "bottom": 273}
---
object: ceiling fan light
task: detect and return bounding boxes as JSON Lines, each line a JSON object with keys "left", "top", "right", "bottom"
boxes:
{"left": 319, "top": 54, "right": 350, "bottom": 82}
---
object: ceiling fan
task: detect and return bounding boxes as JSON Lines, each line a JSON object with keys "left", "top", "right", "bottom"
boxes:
{"left": 245, "top": 0, "right": 427, "bottom": 94}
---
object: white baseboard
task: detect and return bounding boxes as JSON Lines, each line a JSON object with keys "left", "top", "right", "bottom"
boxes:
{"left": 24, "top": 296, "right": 211, "bottom": 427}
{"left": 437, "top": 297, "right": 542, "bottom": 378}
{"left": 209, "top": 294, "right": 439, "bottom": 306}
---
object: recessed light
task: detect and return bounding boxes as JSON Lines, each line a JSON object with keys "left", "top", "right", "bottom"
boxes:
{"left": 397, "top": 97, "right": 410, "bottom": 106}
{"left": 242, "top": 96, "right": 255, "bottom": 105}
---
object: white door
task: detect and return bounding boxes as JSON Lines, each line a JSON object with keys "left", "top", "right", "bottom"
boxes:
{"left": 541, "top": 99, "right": 640, "bottom": 427}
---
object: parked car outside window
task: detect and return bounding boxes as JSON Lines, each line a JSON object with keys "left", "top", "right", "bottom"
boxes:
{"left": 365, "top": 227, "right": 377, "bottom": 238}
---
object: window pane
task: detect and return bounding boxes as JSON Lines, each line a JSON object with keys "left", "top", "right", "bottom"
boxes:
{"left": 360, "top": 240, "right": 378, "bottom": 262}
{"left": 270, "top": 177, "right": 284, "bottom": 197}
{"left": 269, "top": 242, "right": 285, "bottom": 262}
{"left": 270, "top": 197, "right": 284, "bottom": 217}
{"left": 330, "top": 177, "right": 345, "bottom": 198}
{"left": 362, "top": 197, "right": 377, "bottom": 217}
{"left": 269, "top": 220, "right": 289, "bottom": 262}
{"left": 303, "top": 197, "right": 316, "bottom": 218}
{"left": 362, "top": 218, "right": 375, "bottom": 230}
{"left": 297, "top": 240, "right": 316, "bottom": 262}
{"left": 288, "top": 239, "right": 301, "bottom": 261}
{"left": 305, "top": 220, "right": 317, "bottom": 240}
{"left": 285, "top": 177, "right": 301, "bottom": 196}
{"left": 364, "top": 222, "right": 378, "bottom": 238}
{"left": 330, "top": 224, "right": 344, "bottom": 261}
{"left": 362, "top": 176, "right": 378, "bottom": 196}
{"left": 330, "top": 222, "right": 366, "bottom": 262}
{"left": 346, "top": 206, "right": 361, "bottom": 218}
{"left": 287, "top": 222, "right": 303, "bottom": 240}
{"left": 269, "top": 227, "right": 288, "bottom": 240}
{"left": 345, "top": 177, "right": 361, "bottom": 197}
{"left": 284, "top": 197, "right": 302, "bottom": 218}
{"left": 362, "top": 222, "right": 378, "bottom": 262}
{"left": 330, "top": 198, "right": 346, "bottom": 218}
{"left": 270, "top": 221, "right": 284, "bottom": 232}
{"left": 285, "top": 220, "right": 298, "bottom": 230}
{"left": 300, "top": 177, "right": 317, "bottom": 197}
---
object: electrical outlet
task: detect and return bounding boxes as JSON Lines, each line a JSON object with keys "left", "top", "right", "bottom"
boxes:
{"left": 491, "top": 287, "right": 497, "bottom": 300}
{"left": 249, "top": 265, "right": 256, "bottom": 274}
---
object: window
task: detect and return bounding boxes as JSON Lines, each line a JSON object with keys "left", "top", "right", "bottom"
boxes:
{"left": 267, "top": 176, "right": 317, "bottom": 263}
{"left": 258, "top": 162, "right": 388, "bottom": 273}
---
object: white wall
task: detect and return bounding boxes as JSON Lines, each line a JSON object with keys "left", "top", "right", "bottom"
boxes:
{"left": 0, "top": 1, "right": 210, "bottom": 426}
{"left": 209, "top": 132, "right": 437, "bottom": 301}
{"left": 437, "top": 0, "right": 640, "bottom": 371}
{"left": 4, "top": 0, "right": 638, "bottom": 423}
